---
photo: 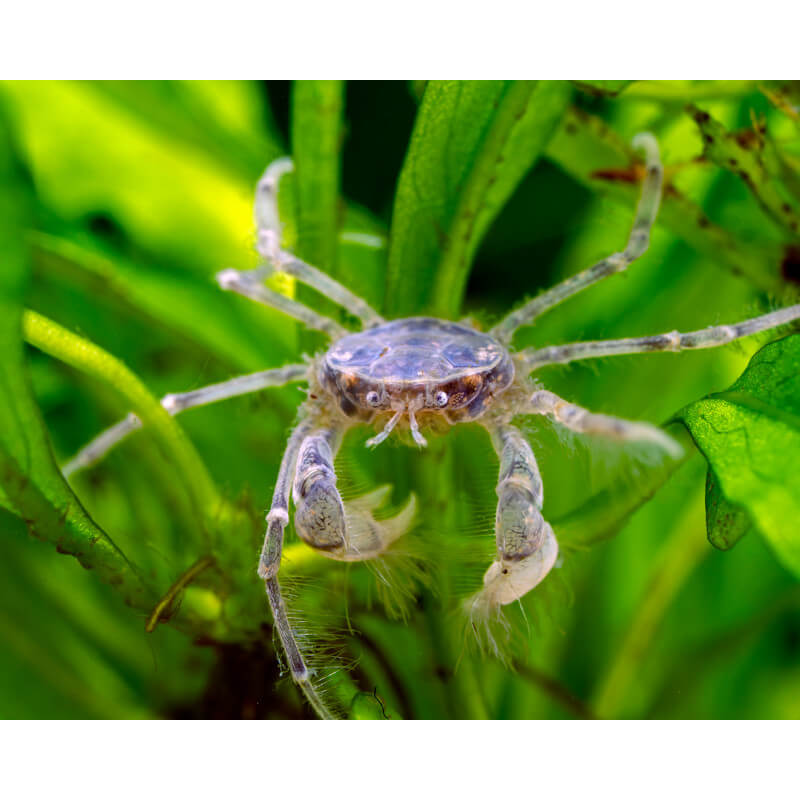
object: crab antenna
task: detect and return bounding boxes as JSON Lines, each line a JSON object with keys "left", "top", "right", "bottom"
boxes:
{"left": 407, "top": 403, "right": 428, "bottom": 448}
{"left": 366, "top": 407, "right": 404, "bottom": 448}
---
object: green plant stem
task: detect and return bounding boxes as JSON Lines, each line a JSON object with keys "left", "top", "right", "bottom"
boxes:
{"left": 145, "top": 555, "right": 216, "bottom": 632}
{"left": 22, "top": 310, "right": 224, "bottom": 537}
{"left": 514, "top": 662, "right": 597, "bottom": 719}
{"left": 623, "top": 80, "right": 759, "bottom": 102}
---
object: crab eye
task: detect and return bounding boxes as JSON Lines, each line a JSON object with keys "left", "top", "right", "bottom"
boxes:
{"left": 366, "top": 391, "right": 381, "bottom": 407}
{"left": 434, "top": 391, "right": 449, "bottom": 407}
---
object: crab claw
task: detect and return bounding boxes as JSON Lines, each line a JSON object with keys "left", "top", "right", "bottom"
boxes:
{"left": 338, "top": 487, "right": 417, "bottom": 561}
{"left": 479, "top": 524, "right": 558, "bottom": 607}
{"left": 296, "top": 483, "right": 417, "bottom": 563}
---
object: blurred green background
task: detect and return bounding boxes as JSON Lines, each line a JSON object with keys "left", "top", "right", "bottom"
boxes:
{"left": 0, "top": 80, "right": 799, "bottom": 719}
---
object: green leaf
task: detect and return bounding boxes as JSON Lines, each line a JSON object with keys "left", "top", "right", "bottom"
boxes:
{"left": 30, "top": 232, "right": 285, "bottom": 373}
{"left": 0, "top": 101, "right": 150, "bottom": 610}
{"left": 688, "top": 104, "right": 800, "bottom": 240}
{"left": 705, "top": 467, "right": 753, "bottom": 550}
{"left": 557, "top": 426, "right": 694, "bottom": 548}
{"left": 677, "top": 334, "right": 800, "bottom": 576}
{"left": 291, "top": 80, "right": 344, "bottom": 275}
{"left": 573, "top": 81, "right": 634, "bottom": 97}
{"left": 385, "top": 80, "right": 571, "bottom": 318}
{"left": 89, "top": 80, "right": 283, "bottom": 179}
{"left": 545, "top": 106, "right": 791, "bottom": 294}
{"left": 22, "top": 310, "right": 224, "bottom": 535}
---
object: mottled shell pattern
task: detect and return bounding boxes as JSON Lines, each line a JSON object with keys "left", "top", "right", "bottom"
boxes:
{"left": 319, "top": 317, "right": 515, "bottom": 425}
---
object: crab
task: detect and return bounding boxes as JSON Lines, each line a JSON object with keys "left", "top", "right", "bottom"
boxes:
{"left": 64, "top": 135, "right": 800, "bottom": 719}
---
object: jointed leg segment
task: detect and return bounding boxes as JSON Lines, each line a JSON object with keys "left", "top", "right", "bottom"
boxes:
{"left": 218, "top": 157, "right": 384, "bottom": 335}
{"left": 525, "top": 389, "right": 683, "bottom": 458}
{"left": 63, "top": 363, "right": 309, "bottom": 477}
{"left": 260, "top": 411, "right": 415, "bottom": 717}
{"left": 256, "top": 416, "right": 336, "bottom": 718}
{"left": 491, "top": 133, "right": 663, "bottom": 344}
{"left": 216, "top": 269, "right": 348, "bottom": 338}
{"left": 476, "top": 423, "right": 558, "bottom": 608}
{"left": 517, "top": 304, "right": 800, "bottom": 372}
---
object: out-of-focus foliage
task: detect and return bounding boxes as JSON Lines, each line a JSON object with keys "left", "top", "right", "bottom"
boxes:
{"left": 0, "top": 80, "right": 799, "bottom": 720}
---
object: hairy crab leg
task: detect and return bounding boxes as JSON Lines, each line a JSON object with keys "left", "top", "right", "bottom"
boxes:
{"left": 491, "top": 133, "right": 662, "bottom": 344}
{"left": 254, "top": 157, "right": 385, "bottom": 329}
{"left": 474, "top": 423, "right": 558, "bottom": 610}
{"left": 216, "top": 268, "right": 348, "bottom": 338}
{"left": 257, "top": 416, "right": 335, "bottom": 719}
{"left": 63, "top": 364, "right": 309, "bottom": 477}
{"left": 516, "top": 304, "right": 800, "bottom": 372}
{"left": 524, "top": 389, "right": 683, "bottom": 458}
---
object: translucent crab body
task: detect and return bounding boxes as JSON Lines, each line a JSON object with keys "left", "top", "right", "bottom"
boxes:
{"left": 319, "top": 317, "right": 516, "bottom": 438}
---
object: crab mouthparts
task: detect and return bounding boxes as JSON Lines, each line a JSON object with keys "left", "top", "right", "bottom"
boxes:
{"left": 365, "top": 399, "right": 427, "bottom": 449}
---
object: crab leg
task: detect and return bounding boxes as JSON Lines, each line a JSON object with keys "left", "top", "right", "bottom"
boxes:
{"left": 491, "top": 133, "right": 662, "bottom": 344}
{"left": 63, "top": 364, "right": 309, "bottom": 477}
{"left": 253, "top": 157, "right": 385, "bottom": 329}
{"left": 525, "top": 389, "right": 683, "bottom": 458}
{"left": 216, "top": 268, "right": 348, "bottom": 338}
{"left": 257, "top": 416, "right": 334, "bottom": 719}
{"left": 516, "top": 304, "right": 800, "bottom": 372}
{"left": 476, "top": 423, "right": 558, "bottom": 608}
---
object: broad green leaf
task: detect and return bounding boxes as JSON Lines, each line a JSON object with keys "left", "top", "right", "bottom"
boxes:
{"left": 89, "top": 80, "right": 283, "bottom": 179}
{"left": 30, "top": 231, "right": 288, "bottom": 373}
{"left": 291, "top": 80, "right": 344, "bottom": 275}
{"left": 677, "top": 334, "right": 800, "bottom": 576}
{"left": 338, "top": 204, "right": 388, "bottom": 311}
{"left": 573, "top": 81, "right": 634, "bottom": 97}
{"left": 705, "top": 467, "right": 752, "bottom": 550}
{"left": 0, "top": 102, "right": 150, "bottom": 610}
{"left": 385, "top": 80, "right": 572, "bottom": 318}
{"left": 0, "top": 80, "right": 255, "bottom": 276}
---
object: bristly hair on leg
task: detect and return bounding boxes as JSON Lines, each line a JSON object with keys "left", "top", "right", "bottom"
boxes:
{"left": 459, "top": 554, "right": 569, "bottom": 669}
{"left": 271, "top": 570, "right": 355, "bottom": 719}
{"left": 342, "top": 488, "right": 431, "bottom": 620}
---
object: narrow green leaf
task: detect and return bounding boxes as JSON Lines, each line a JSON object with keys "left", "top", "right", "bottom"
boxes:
{"left": 545, "top": 106, "right": 790, "bottom": 294}
{"left": 30, "top": 231, "right": 282, "bottom": 373}
{"left": 22, "top": 310, "right": 224, "bottom": 532}
{"left": 677, "top": 334, "right": 800, "bottom": 576}
{"left": 573, "top": 81, "right": 634, "bottom": 97}
{"left": 0, "top": 103, "right": 150, "bottom": 610}
{"left": 623, "top": 80, "right": 759, "bottom": 102}
{"left": 557, "top": 426, "right": 694, "bottom": 548}
{"left": 291, "top": 80, "right": 344, "bottom": 275}
{"left": 688, "top": 104, "right": 800, "bottom": 239}
{"left": 386, "top": 80, "right": 571, "bottom": 318}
